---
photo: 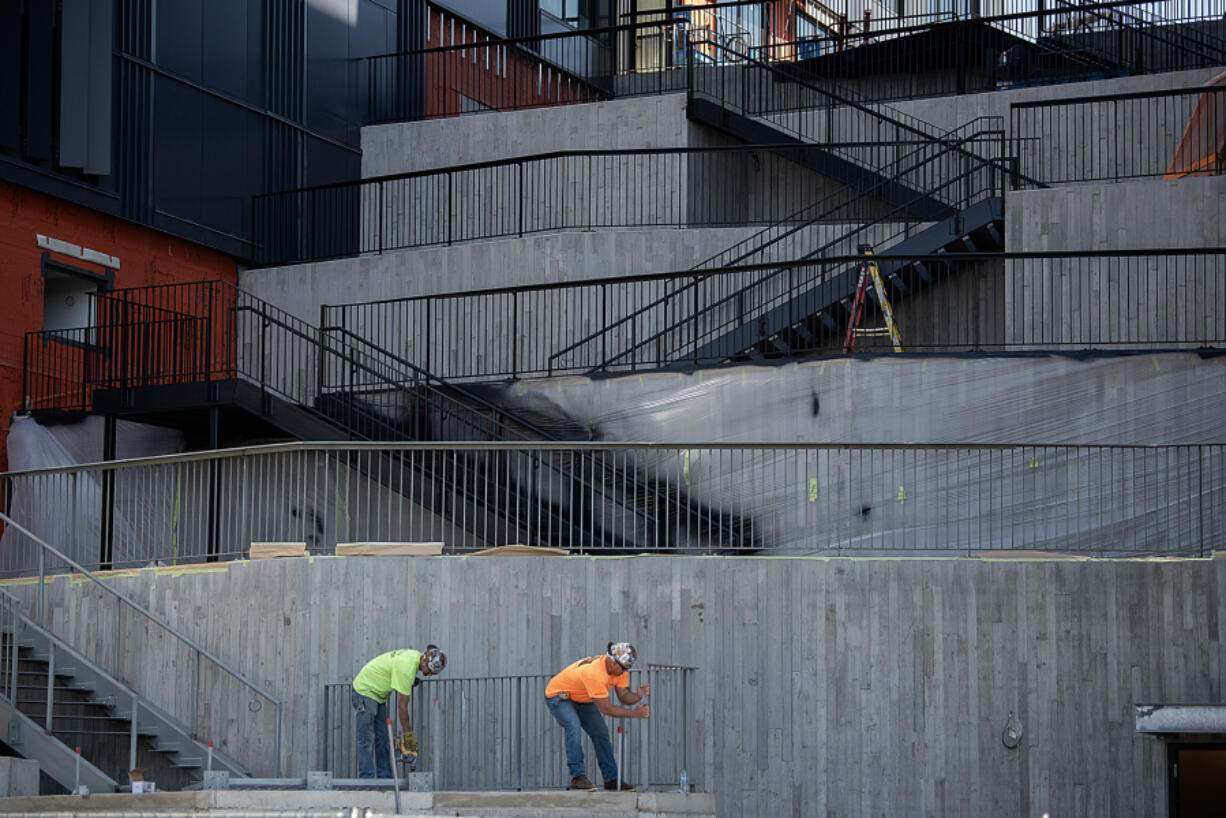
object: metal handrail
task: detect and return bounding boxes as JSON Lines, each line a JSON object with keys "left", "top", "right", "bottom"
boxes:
{"left": 250, "top": 143, "right": 889, "bottom": 265}
{"left": 0, "top": 584, "right": 221, "bottom": 780}
{"left": 686, "top": 30, "right": 1046, "bottom": 195}
{"left": 548, "top": 125, "right": 1006, "bottom": 369}
{"left": 363, "top": 15, "right": 689, "bottom": 62}
{"left": 5, "top": 437, "right": 1221, "bottom": 477}
{"left": 0, "top": 511, "right": 283, "bottom": 776}
{"left": 320, "top": 326, "right": 725, "bottom": 539}
{"left": 3, "top": 441, "right": 1220, "bottom": 559}
{"left": 593, "top": 159, "right": 1000, "bottom": 370}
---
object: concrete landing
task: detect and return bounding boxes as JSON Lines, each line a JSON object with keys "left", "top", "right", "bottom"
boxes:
{"left": 0, "top": 788, "right": 716, "bottom": 817}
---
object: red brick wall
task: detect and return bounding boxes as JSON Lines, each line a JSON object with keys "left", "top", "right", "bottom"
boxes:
{"left": 423, "top": 4, "right": 600, "bottom": 118}
{"left": 0, "top": 179, "right": 238, "bottom": 472}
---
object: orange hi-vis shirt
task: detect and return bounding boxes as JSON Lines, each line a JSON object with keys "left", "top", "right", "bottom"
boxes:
{"left": 545, "top": 655, "right": 630, "bottom": 702}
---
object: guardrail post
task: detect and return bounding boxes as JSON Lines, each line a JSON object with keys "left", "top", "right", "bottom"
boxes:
{"left": 130, "top": 695, "right": 139, "bottom": 772}
{"left": 37, "top": 547, "right": 44, "bottom": 626}
{"left": 7, "top": 602, "right": 17, "bottom": 745}
{"left": 100, "top": 416, "right": 116, "bottom": 570}
{"left": 45, "top": 642, "right": 54, "bottom": 733}
{"left": 514, "top": 675, "right": 523, "bottom": 791}
{"left": 113, "top": 600, "right": 121, "bottom": 680}
{"left": 193, "top": 649, "right": 201, "bottom": 733}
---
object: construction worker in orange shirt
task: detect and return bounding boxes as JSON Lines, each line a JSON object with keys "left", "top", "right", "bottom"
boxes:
{"left": 544, "top": 642, "right": 650, "bottom": 791}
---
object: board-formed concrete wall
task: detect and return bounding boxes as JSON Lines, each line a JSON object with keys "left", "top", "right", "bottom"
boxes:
{"left": 7, "top": 553, "right": 1221, "bottom": 817}
{"left": 362, "top": 95, "right": 695, "bottom": 177}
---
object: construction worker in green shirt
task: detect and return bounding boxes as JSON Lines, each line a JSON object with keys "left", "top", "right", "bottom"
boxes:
{"left": 351, "top": 644, "right": 447, "bottom": 778}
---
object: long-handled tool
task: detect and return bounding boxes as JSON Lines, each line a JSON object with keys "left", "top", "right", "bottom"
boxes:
{"left": 616, "top": 725, "right": 624, "bottom": 791}
{"left": 385, "top": 718, "right": 402, "bottom": 814}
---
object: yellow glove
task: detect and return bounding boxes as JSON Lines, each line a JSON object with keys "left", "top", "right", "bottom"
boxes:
{"left": 397, "top": 731, "right": 418, "bottom": 763}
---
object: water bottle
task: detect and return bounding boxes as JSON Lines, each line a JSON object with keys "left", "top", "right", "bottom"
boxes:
{"left": 680, "top": 769, "right": 689, "bottom": 794}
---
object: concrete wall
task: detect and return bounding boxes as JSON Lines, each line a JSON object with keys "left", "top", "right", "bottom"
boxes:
{"left": 8, "top": 553, "right": 1222, "bottom": 816}
{"left": 362, "top": 95, "right": 696, "bottom": 177}
{"left": 275, "top": 220, "right": 917, "bottom": 381}
{"left": 241, "top": 226, "right": 765, "bottom": 327}
{"left": 885, "top": 67, "right": 1223, "bottom": 136}
{"left": 1009, "top": 174, "right": 1226, "bottom": 250}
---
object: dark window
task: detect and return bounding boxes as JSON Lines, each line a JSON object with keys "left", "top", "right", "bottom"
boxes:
{"left": 796, "top": 11, "right": 821, "bottom": 59}
{"left": 41, "top": 254, "right": 113, "bottom": 346}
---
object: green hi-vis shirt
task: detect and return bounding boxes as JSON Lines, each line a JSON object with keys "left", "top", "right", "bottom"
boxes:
{"left": 352, "top": 649, "right": 422, "bottom": 704}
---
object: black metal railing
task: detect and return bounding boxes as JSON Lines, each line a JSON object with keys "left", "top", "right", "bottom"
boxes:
{"left": 691, "top": 118, "right": 1006, "bottom": 273}
{"left": 323, "top": 667, "right": 699, "bottom": 790}
{"left": 3, "top": 441, "right": 1222, "bottom": 560}
{"left": 555, "top": 124, "right": 1007, "bottom": 372}
{"left": 750, "top": 1, "right": 1226, "bottom": 103}
{"left": 22, "top": 281, "right": 747, "bottom": 553}
{"left": 365, "top": 17, "right": 689, "bottom": 124}
{"left": 250, "top": 143, "right": 936, "bottom": 266}
{"left": 322, "top": 248, "right": 1226, "bottom": 382}
{"left": 1012, "top": 84, "right": 1226, "bottom": 186}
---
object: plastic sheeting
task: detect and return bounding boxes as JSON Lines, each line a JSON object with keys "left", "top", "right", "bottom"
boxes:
{"left": 471, "top": 352, "right": 1226, "bottom": 445}
{"left": 4, "top": 353, "right": 1224, "bottom": 562}
{"left": 452, "top": 352, "right": 1226, "bottom": 555}
{"left": 0, "top": 417, "right": 480, "bottom": 575}
{"left": 0, "top": 416, "right": 186, "bottom": 574}
{"left": 1165, "top": 69, "right": 1226, "bottom": 178}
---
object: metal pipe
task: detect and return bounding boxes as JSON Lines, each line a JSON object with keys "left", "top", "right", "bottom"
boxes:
{"left": 129, "top": 696, "right": 138, "bottom": 773}
{"left": 273, "top": 702, "right": 283, "bottom": 778}
{"left": 385, "top": 718, "right": 401, "bottom": 814}
{"left": 616, "top": 724, "right": 624, "bottom": 791}
{"left": 0, "top": 512, "right": 283, "bottom": 767}
{"left": 113, "top": 602, "right": 120, "bottom": 679}
{"left": 45, "top": 642, "right": 54, "bottom": 733}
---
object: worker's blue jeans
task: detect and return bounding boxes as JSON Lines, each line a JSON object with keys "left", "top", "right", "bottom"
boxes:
{"left": 352, "top": 690, "right": 392, "bottom": 778}
{"left": 545, "top": 694, "right": 618, "bottom": 783}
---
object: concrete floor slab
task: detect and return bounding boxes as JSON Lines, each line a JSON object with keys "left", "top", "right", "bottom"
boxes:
{"left": 0, "top": 788, "right": 716, "bottom": 817}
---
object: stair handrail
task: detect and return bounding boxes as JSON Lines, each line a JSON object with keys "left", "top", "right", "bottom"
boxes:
{"left": 78, "top": 285, "right": 686, "bottom": 547}
{"left": 686, "top": 29, "right": 1005, "bottom": 172}
{"left": 1042, "top": 0, "right": 1226, "bottom": 62}
{"left": 549, "top": 123, "right": 1005, "bottom": 371}
{"left": 686, "top": 29, "right": 1044, "bottom": 189}
{"left": 0, "top": 583, "right": 247, "bottom": 783}
{"left": 318, "top": 325, "right": 740, "bottom": 542}
{"left": 605, "top": 157, "right": 1004, "bottom": 369}
{"left": 232, "top": 300, "right": 713, "bottom": 544}
{"left": 694, "top": 117, "right": 1007, "bottom": 271}
{"left": 0, "top": 510, "right": 282, "bottom": 776}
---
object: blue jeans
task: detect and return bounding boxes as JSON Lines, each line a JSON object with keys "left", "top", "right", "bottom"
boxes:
{"left": 545, "top": 694, "right": 618, "bottom": 783}
{"left": 352, "top": 690, "right": 392, "bottom": 778}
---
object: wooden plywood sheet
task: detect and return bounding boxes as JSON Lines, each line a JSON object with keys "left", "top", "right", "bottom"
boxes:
{"left": 335, "top": 542, "right": 444, "bottom": 557}
{"left": 467, "top": 544, "right": 569, "bottom": 556}
{"left": 249, "top": 542, "right": 306, "bottom": 559}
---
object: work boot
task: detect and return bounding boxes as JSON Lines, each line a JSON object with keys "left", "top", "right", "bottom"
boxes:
{"left": 569, "top": 775, "right": 597, "bottom": 791}
{"left": 604, "top": 779, "right": 635, "bottom": 791}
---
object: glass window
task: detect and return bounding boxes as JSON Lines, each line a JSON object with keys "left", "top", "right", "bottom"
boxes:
{"left": 796, "top": 11, "right": 820, "bottom": 59}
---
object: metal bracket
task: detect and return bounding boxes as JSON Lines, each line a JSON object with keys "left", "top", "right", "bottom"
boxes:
{"left": 202, "top": 770, "right": 231, "bottom": 790}
{"left": 408, "top": 772, "right": 434, "bottom": 792}
{"left": 307, "top": 771, "right": 333, "bottom": 790}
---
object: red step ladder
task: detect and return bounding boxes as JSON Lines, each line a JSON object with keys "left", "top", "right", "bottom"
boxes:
{"left": 843, "top": 243, "right": 903, "bottom": 353}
